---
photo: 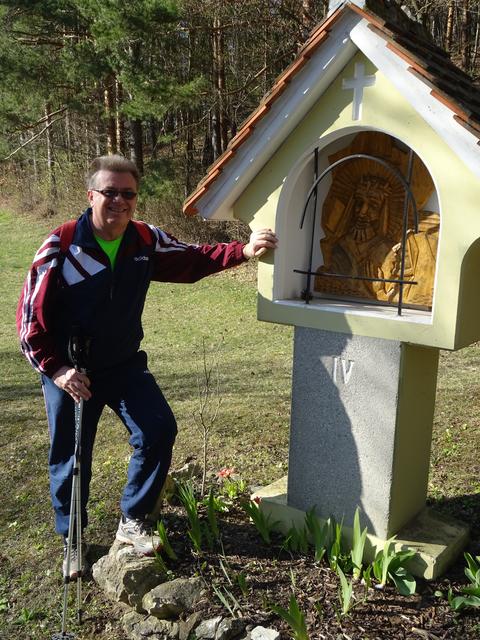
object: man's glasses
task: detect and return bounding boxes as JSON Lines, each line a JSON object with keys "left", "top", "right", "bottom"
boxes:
{"left": 92, "top": 189, "right": 137, "bottom": 200}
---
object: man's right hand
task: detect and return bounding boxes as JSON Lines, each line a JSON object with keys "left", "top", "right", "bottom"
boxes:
{"left": 52, "top": 366, "right": 92, "bottom": 402}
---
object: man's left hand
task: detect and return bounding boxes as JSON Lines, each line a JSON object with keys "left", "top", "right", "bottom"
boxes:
{"left": 243, "top": 228, "right": 278, "bottom": 259}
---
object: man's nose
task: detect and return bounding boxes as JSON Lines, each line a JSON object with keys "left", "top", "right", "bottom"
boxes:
{"left": 359, "top": 200, "right": 369, "bottom": 215}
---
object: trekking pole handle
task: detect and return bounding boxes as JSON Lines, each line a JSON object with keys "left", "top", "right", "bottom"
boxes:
{"left": 68, "top": 330, "right": 91, "bottom": 373}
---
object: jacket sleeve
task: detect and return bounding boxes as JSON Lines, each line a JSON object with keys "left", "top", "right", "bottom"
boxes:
{"left": 16, "top": 229, "right": 67, "bottom": 378}
{"left": 148, "top": 226, "right": 247, "bottom": 283}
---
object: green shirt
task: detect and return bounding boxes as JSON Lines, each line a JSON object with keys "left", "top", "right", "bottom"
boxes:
{"left": 94, "top": 234, "right": 124, "bottom": 269}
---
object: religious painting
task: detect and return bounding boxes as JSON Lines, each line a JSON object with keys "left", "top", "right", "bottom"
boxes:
{"left": 314, "top": 132, "right": 439, "bottom": 309}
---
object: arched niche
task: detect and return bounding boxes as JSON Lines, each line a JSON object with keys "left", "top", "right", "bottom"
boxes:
{"left": 273, "top": 129, "right": 440, "bottom": 319}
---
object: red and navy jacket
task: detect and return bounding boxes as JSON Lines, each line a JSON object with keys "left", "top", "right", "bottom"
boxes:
{"left": 16, "top": 209, "right": 247, "bottom": 376}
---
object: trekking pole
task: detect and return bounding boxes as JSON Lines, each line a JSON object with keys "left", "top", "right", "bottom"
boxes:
{"left": 53, "top": 331, "right": 90, "bottom": 640}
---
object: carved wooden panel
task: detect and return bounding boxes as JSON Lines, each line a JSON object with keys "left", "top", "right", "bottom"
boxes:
{"left": 314, "top": 132, "right": 439, "bottom": 309}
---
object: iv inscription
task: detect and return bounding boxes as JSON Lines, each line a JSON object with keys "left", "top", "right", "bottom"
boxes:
{"left": 332, "top": 357, "right": 355, "bottom": 385}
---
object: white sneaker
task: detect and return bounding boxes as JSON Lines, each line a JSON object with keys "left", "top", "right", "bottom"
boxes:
{"left": 63, "top": 538, "right": 88, "bottom": 579}
{"left": 116, "top": 516, "right": 162, "bottom": 555}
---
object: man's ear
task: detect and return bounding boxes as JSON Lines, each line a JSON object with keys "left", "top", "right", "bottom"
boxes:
{"left": 87, "top": 190, "right": 94, "bottom": 205}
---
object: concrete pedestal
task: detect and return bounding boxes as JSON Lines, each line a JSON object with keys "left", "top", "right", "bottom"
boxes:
{"left": 288, "top": 328, "right": 440, "bottom": 538}
{"left": 253, "top": 477, "right": 469, "bottom": 580}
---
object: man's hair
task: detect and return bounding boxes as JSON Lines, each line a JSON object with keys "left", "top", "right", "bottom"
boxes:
{"left": 87, "top": 155, "right": 141, "bottom": 189}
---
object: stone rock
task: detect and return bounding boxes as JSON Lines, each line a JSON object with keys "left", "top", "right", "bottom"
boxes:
{"left": 171, "top": 462, "right": 203, "bottom": 482}
{"left": 122, "top": 610, "right": 179, "bottom": 639}
{"left": 248, "top": 627, "right": 280, "bottom": 640}
{"left": 178, "top": 611, "right": 202, "bottom": 640}
{"left": 215, "top": 617, "right": 246, "bottom": 640}
{"left": 194, "top": 616, "right": 223, "bottom": 639}
{"left": 92, "top": 540, "right": 165, "bottom": 612}
{"left": 142, "top": 577, "right": 205, "bottom": 619}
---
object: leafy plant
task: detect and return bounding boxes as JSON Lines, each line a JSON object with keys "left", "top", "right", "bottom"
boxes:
{"left": 14, "top": 608, "right": 42, "bottom": 625}
{"left": 283, "top": 523, "right": 310, "bottom": 554}
{"left": 201, "top": 492, "right": 229, "bottom": 513}
{"left": 236, "top": 572, "right": 249, "bottom": 597}
{"left": 207, "top": 487, "right": 220, "bottom": 543}
{"left": 362, "top": 564, "right": 373, "bottom": 591}
{"left": 152, "top": 549, "right": 174, "bottom": 580}
{"left": 222, "top": 476, "right": 247, "bottom": 501}
{"left": 240, "top": 499, "right": 277, "bottom": 545}
{"left": 212, "top": 583, "right": 243, "bottom": 618}
{"left": 335, "top": 565, "right": 355, "bottom": 617}
{"left": 156, "top": 520, "right": 177, "bottom": 560}
{"left": 372, "top": 537, "right": 416, "bottom": 595}
{"left": 218, "top": 555, "right": 234, "bottom": 586}
{"left": 328, "top": 518, "right": 350, "bottom": 573}
{"left": 218, "top": 552, "right": 249, "bottom": 595}
{"left": 177, "top": 481, "right": 203, "bottom": 552}
{"left": 351, "top": 508, "right": 368, "bottom": 579}
{"left": 305, "top": 508, "right": 330, "bottom": 563}
{"left": 446, "top": 552, "right": 480, "bottom": 611}
{"left": 464, "top": 552, "right": 480, "bottom": 588}
{"left": 271, "top": 594, "right": 309, "bottom": 640}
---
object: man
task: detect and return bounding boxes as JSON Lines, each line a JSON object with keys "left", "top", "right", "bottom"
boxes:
{"left": 16, "top": 154, "right": 277, "bottom": 577}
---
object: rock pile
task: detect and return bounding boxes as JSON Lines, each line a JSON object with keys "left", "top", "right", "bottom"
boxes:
{"left": 92, "top": 541, "right": 280, "bottom": 640}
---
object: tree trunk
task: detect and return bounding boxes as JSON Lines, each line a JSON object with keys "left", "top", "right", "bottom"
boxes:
{"left": 45, "top": 103, "right": 57, "bottom": 209}
{"left": 115, "top": 79, "right": 126, "bottom": 155}
{"left": 65, "top": 109, "right": 72, "bottom": 163}
{"left": 212, "top": 16, "right": 228, "bottom": 157}
{"left": 462, "top": 0, "right": 471, "bottom": 71}
{"left": 129, "top": 119, "right": 144, "bottom": 174}
{"left": 104, "top": 75, "right": 117, "bottom": 154}
{"left": 446, "top": 1, "right": 454, "bottom": 52}
{"left": 202, "top": 118, "right": 214, "bottom": 169}
{"left": 150, "top": 120, "right": 158, "bottom": 159}
{"left": 185, "top": 109, "right": 194, "bottom": 196}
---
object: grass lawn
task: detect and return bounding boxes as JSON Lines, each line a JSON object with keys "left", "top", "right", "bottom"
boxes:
{"left": 0, "top": 208, "right": 479, "bottom": 639}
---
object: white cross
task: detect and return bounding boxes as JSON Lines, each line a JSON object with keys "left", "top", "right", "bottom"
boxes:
{"left": 342, "top": 62, "right": 376, "bottom": 121}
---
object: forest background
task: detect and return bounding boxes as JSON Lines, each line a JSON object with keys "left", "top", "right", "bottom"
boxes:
{"left": 0, "top": 0, "right": 479, "bottom": 239}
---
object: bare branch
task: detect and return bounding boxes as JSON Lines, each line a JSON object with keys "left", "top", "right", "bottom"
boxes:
{"left": 11, "top": 106, "right": 67, "bottom": 134}
{"left": 2, "top": 115, "right": 65, "bottom": 162}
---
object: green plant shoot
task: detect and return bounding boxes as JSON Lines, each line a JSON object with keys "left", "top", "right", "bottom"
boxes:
{"left": 305, "top": 508, "right": 330, "bottom": 563}
{"left": 207, "top": 487, "right": 220, "bottom": 542}
{"left": 336, "top": 565, "right": 355, "bottom": 616}
{"left": 351, "top": 508, "right": 368, "bottom": 579}
{"left": 177, "top": 481, "right": 203, "bottom": 552}
{"left": 271, "top": 594, "right": 310, "bottom": 640}
{"left": 156, "top": 520, "right": 177, "bottom": 560}
{"left": 372, "top": 537, "right": 416, "bottom": 595}
{"left": 240, "top": 499, "right": 277, "bottom": 545}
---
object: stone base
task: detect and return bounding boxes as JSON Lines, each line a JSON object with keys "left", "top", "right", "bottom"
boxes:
{"left": 252, "top": 477, "right": 469, "bottom": 580}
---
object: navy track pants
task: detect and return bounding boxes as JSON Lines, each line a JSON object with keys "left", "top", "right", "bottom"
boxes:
{"left": 41, "top": 351, "right": 177, "bottom": 536}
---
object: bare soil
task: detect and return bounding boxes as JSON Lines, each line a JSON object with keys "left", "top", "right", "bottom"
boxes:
{"left": 77, "top": 497, "right": 480, "bottom": 640}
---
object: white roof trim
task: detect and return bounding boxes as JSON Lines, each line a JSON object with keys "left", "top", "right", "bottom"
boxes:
{"left": 197, "top": 11, "right": 360, "bottom": 220}
{"left": 350, "top": 19, "right": 480, "bottom": 179}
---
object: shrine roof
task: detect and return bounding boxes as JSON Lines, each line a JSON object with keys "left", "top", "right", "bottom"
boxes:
{"left": 183, "top": 0, "right": 480, "bottom": 217}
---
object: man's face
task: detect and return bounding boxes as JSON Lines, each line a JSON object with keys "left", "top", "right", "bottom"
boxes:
{"left": 352, "top": 190, "right": 383, "bottom": 229}
{"left": 88, "top": 170, "right": 138, "bottom": 239}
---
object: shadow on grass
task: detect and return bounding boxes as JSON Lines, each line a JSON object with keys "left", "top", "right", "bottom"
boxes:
{"left": 154, "top": 366, "right": 291, "bottom": 404}
{"left": 428, "top": 493, "right": 480, "bottom": 547}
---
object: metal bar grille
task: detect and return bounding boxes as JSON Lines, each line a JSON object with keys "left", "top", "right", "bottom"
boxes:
{"left": 297, "top": 151, "right": 419, "bottom": 316}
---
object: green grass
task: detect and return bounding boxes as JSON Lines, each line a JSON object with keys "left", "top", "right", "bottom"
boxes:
{"left": 1, "top": 208, "right": 479, "bottom": 639}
